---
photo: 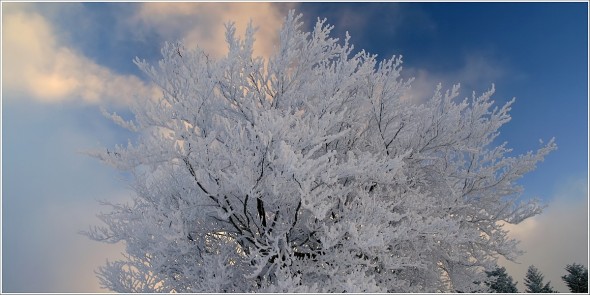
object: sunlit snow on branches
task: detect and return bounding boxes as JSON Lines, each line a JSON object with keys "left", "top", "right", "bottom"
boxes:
{"left": 84, "top": 11, "right": 556, "bottom": 293}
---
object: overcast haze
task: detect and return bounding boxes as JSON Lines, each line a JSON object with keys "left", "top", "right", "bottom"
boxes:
{"left": 2, "top": 2, "right": 588, "bottom": 292}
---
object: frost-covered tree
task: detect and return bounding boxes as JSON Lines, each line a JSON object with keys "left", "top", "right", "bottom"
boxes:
{"left": 485, "top": 266, "right": 518, "bottom": 293}
{"left": 84, "top": 11, "right": 556, "bottom": 293}
{"left": 561, "top": 263, "right": 588, "bottom": 293}
{"left": 524, "top": 265, "right": 556, "bottom": 293}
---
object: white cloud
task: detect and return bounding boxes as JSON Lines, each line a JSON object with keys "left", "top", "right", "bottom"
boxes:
{"left": 403, "top": 54, "right": 506, "bottom": 104}
{"left": 2, "top": 3, "right": 293, "bottom": 106}
{"left": 128, "top": 2, "right": 294, "bottom": 59}
{"left": 499, "top": 176, "right": 588, "bottom": 292}
{"left": 2, "top": 3, "right": 159, "bottom": 106}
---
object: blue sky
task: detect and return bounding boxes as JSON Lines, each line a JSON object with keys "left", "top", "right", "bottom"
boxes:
{"left": 2, "top": 2, "right": 588, "bottom": 292}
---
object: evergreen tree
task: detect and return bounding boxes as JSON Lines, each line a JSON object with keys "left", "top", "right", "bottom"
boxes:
{"left": 486, "top": 266, "right": 518, "bottom": 293}
{"left": 561, "top": 263, "right": 588, "bottom": 293}
{"left": 524, "top": 265, "right": 556, "bottom": 293}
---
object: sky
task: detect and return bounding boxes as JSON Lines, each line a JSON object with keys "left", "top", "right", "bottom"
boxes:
{"left": 1, "top": 2, "right": 588, "bottom": 293}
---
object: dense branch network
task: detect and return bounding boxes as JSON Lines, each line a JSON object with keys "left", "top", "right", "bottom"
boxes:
{"left": 84, "top": 11, "right": 556, "bottom": 293}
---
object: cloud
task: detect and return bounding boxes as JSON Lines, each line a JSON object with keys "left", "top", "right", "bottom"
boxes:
{"left": 499, "top": 176, "right": 588, "bottom": 292}
{"left": 402, "top": 54, "right": 506, "bottom": 104}
{"left": 128, "top": 2, "right": 294, "bottom": 59}
{"left": 2, "top": 3, "right": 294, "bottom": 106}
{"left": 2, "top": 3, "right": 159, "bottom": 106}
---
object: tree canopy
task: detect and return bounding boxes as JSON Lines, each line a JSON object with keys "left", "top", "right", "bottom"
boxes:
{"left": 486, "top": 266, "right": 518, "bottom": 293}
{"left": 524, "top": 265, "right": 556, "bottom": 293}
{"left": 84, "top": 11, "right": 556, "bottom": 292}
{"left": 562, "top": 263, "right": 588, "bottom": 293}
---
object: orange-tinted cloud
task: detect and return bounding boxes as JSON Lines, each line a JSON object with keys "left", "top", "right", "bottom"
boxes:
{"left": 130, "top": 2, "right": 294, "bottom": 59}
{"left": 2, "top": 3, "right": 294, "bottom": 105}
{"left": 2, "top": 4, "right": 158, "bottom": 106}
